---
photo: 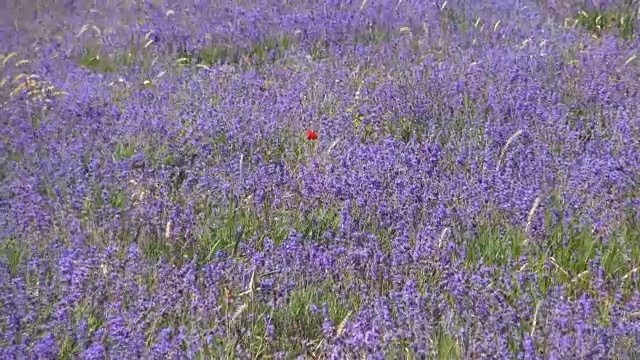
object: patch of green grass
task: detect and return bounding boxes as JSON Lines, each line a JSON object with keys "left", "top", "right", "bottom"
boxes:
{"left": 76, "top": 45, "right": 116, "bottom": 73}
{"left": 258, "top": 128, "right": 307, "bottom": 165}
{"left": 277, "top": 286, "right": 327, "bottom": 338}
{"left": 179, "top": 34, "right": 297, "bottom": 68}
{"left": 386, "top": 117, "right": 428, "bottom": 143}
{"left": 0, "top": 148, "right": 21, "bottom": 181}
{"left": 188, "top": 276, "right": 360, "bottom": 358}
{"left": 319, "top": 95, "right": 343, "bottom": 118}
{"left": 601, "top": 234, "right": 627, "bottom": 278}
{"left": 132, "top": 175, "right": 344, "bottom": 265}
{"left": 309, "top": 26, "right": 397, "bottom": 60}
{"left": 265, "top": 283, "right": 355, "bottom": 356}
{"left": 310, "top": 39, "right": 331, "bottom": 61}
{"left": 55, "top": 301, "right": 104, "bottom": 359}
{"left": 354, "top": 28, "right": 391, "bottom": 47}
{"left": 113, "top": 141, "right": 136, "bottom": 161}
{"left": 195, "top": 198, "right": 342, "bottom": 263}
{"left": 198, "top": 197, "right": 257, "bottom": 262}
{"left": 76, "top": 39, "right": 158, "bottom": 74}
{"left": 530, "top": 193, "right": 597, "bottom": 285}
{"left": 140, "top": 230, "right": 173, "bottom": 264}
{"left": 434, "top": 327, "right": 462, "bottom": 360}
{"left": 109, "top": 190, "right": 127, "bottom": 211}
{"left": 292, "top": 206, "right": 341, "bottom": 245}
{"left": 38, "top": 178, "right": 56, "bottom": 201}
{"left": 30, "top": 109, "right": 47, "bottom": 131}
{"left": 602, "top": 211, "right": 640, "bottom": 282}
{"left": 465, "top": 224, "right": 526, "bottom": 267}
{"left": 576, "top": 8, "right": 635, "bottom": 40}
{"left": 541, "top": 223, "right": 595, "bottom": 280}
{"left": 350, "top": 107, "right": 429, "bottom": 144}
{"left": 461, "top": 194, "right": 640, "bottom": 305}
{"left": 252, "top": 35, "right": 296, "bottom": 63}
{"left": 179, "top": 45, "right": 241, "bottom": 67}
{"left": 205, "top": 127, "right": 308, "bottom": 171}
{"left": 0, "top": 237, "right": 24, "bottom": 276}
{"left": 440, "top": 6, "right": 470, "bottom": 35}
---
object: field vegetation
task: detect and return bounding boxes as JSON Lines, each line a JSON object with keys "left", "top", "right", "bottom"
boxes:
{"left": 1, "top": 0, "right": 640, "bottom": 358}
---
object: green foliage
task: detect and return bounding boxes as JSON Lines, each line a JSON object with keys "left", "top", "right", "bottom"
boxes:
{"left": 602, "top": 211, "right": 640, "bottom": 280}
{"left": 113, "top": 141, "right": 136, "bottom": 161}
{"left": 140, "top": 231, "right": 173, "bottom": 263}
{"left": 180, "top": 45, "right": 241, "bottom": 67}
{"left": 259, "top": 129, "right": 305, "bottom": 164}
{"left": 577, "top": 8, "right": 636, "bottom": 40}
{"left": 109, "top": 190, "right": 127, "bottom": 210}
{"left": 465, "top": 224, "right": 526, "bottom": 267}
{"left": 197, "top": 196, "right": 252, "bottom": 263}
{"left": 76, "top": 37, "right": 157, "bottom": 73}
{"left": 180, "top": 34, "right": 296, "bottom": 67}
{"left": 276, "top": 286, "right": 325, "bottom": 339}
{"left": 388, "top": 117, "right": 427, "bottom": 143}
{"left": 194, "top": 199, "right": 342, "bottom": 265}
{"left": 0, "top": 237, "right": 23, "bottom": 276}
{"left": 264, "top": 283, "right": 354, "bottom": 356}
{"left": 435, "top": 328, "right": 462, "bottom": 360}
{"left": 461, "top": 192, "right": 640, "bottom": 306}
{"left": 439, "top": 6, "right": 469, "bottom": 34}
{"left": 293, "top": 206, "right": 341, "bottom": 244}
{"left": 310, "top": 39, "right": 331, "bottom": 61}
{"left": 77, "top": 45, "right": 116, "bottom": 73}
{"left": 354, "top": 28, "right": 391, "bottom": 47}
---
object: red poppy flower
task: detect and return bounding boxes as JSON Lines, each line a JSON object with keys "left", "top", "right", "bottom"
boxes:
{"left": 306, "top": 129, "right": 318, "bottom": 140}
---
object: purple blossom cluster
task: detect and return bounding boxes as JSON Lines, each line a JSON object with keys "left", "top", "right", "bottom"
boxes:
{"left": 2, "top": 0, "right": 640, "bottom": 358}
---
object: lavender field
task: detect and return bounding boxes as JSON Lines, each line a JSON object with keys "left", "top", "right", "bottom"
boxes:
{"left": 2, "top": 0, "right": 640, "bottom": 358}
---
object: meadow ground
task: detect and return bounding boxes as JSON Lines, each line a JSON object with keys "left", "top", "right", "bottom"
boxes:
{"left": 1, "top": 0, "right": 640, "bottom": 359}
